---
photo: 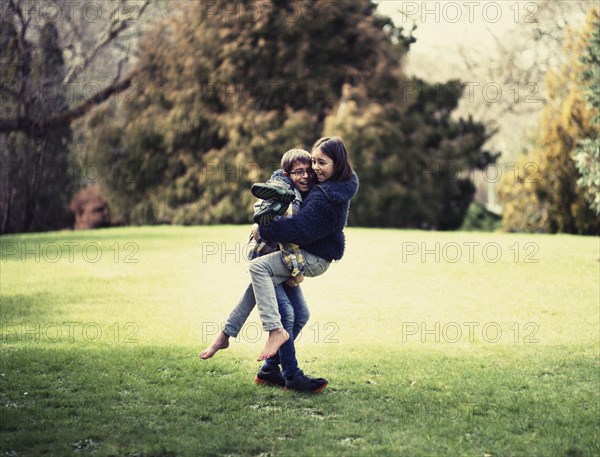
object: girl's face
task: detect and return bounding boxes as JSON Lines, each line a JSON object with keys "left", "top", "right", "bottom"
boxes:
{"left": 311, "top": 148, "right": 334, "bottom": 182}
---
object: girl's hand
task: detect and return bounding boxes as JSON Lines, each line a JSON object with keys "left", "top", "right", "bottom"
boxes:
{"left": 285, "top": 277, "right": 299, "bottom": 287}
{"left": 285, "top": 273, "right": 303, "bottom": 287}
{"left": 251, "top": 224, "right": 260, "bottom": 240}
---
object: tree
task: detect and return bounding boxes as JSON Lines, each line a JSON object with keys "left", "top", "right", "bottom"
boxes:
{"left": 85, "top": 0, "right": 405, "bottom": 224}
{"left": 573, "top": 8, "right": 600, "bottom": 215}
{"left": 499, "top": 7, "right": 600, "bottom": 234}
{"left": 86, "top": 0, "right": 492, "bottom": 228}
{"left": 324, "top": 81, "right": 493, "bottom": 229}
{"left": 0, "top": 1, "right": 151, "bottom": 134}
{"left": 0, "top": 0, "right": 151, "bottom": 233}
{"left": 450, "top": 1, "right": 595, "bottom": 155}
{"left": 0, "top": 20, "right": 74, "bottom": 232}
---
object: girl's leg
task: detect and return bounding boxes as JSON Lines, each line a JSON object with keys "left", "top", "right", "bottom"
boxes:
{"left": 249, "top": 251, "right": 329, "bottom": 332}
{"left": 199, "top": 283, "right": 255, "bottom": 359}
{"left": 248, "top": 252, "right": 293, "bottom": 331}
{"left": 300, "top": 250, "right": 331, "bottom": 277}
{"left": 249, "top": 251, "right": 330, "bottom": 360}
{"left": 223, "top": 284, "right": 256, "bottom": 337}
{"left": 249, "top": 252, "right": 295, "bottom": 360}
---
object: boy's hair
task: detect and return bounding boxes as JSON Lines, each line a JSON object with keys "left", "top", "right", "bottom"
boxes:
{"left": 281, "top": 148, "right": 311, "bottom": 173}
{"left": 311, "top": 137, "right": 354, "bottom": 182}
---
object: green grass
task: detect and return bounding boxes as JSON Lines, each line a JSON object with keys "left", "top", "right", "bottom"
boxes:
{"left": 1, "top": 226, "right": 599, "bottom": 456}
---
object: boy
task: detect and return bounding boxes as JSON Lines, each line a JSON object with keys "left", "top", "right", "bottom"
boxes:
{"left": 248, "top": 153, "right": 312, "bottom": 285}
{"left": 200, "top": 148, "right": 314, "bottom": 360}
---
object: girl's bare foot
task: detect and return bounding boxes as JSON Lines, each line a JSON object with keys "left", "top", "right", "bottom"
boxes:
{"left": 199, "top": 331, "right": 230, "bottom": 359}
{"left": 257, "top": 328, "right": 289, "bottom": 361}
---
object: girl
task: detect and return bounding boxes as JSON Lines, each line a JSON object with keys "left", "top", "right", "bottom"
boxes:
{"left": 201, "top": 137, "right": 358, "bottom": 392}
{"left": 251, "top": 136, "right": 359, "bottom": 362}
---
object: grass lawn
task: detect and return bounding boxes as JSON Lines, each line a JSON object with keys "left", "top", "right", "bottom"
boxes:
{"left": 1, "top": 226, "right": 599, "bottom": 456}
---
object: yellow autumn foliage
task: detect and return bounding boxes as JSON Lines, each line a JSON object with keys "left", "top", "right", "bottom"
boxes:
{"left": 499, "top": 7, "right": 600, "bottom": 234}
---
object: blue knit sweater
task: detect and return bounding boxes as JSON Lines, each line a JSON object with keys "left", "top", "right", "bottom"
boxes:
{"left": 259, "top": 173, "right": 359, "bottom": 261}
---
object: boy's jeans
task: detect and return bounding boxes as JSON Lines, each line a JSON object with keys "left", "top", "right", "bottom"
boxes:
{"left": 249, "top": 250, "right": 330, "bottom": 331}
{"left": 223, "top": 250, "right": 329, "bottom": 336}
{"left": 262, "top": 284, "right": 309, "bottom": 379}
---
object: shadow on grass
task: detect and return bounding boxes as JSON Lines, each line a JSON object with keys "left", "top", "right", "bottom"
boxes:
{"left": 0, "top": 345, "right": 598, "bottom": 457}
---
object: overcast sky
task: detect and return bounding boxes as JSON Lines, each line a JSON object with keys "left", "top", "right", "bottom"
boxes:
{"left": 376, "top": 0, "right": 519, "bottom": 80}
{"left": 375, "top": 1, "right": 591, "bottom": 159}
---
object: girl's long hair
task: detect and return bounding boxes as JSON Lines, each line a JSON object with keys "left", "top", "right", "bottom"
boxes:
{"left": 311, "top": 137, "right": 354, "bottom": 182}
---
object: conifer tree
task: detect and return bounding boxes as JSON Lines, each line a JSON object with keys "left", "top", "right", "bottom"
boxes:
{"left": 86, "top": 0, "right": 491, "bottom": 228}
{"left": 573, "top": 8, "right": 600, "bottom": 215}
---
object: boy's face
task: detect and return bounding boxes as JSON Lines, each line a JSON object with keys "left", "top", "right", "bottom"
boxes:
{"left": 286, "top": 160, "right": 313, "bottom": 192}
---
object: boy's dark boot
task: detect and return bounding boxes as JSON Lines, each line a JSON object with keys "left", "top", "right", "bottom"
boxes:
{"left": 284, "top": 370, "right": 328, "bottom": 393}
{"left": 255, "top": 366, "right": 286, "bottom": 388}
{"left": 251, "top": 182, "right": 296, "bottom": 203}
{"left": 253, "top": 200, "right": 290, "bottom": 225}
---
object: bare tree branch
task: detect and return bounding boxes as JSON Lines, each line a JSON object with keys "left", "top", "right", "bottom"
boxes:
{"left": 63, "top": 0, "right": 150, "bottom": 85}
{"left": 11, "top": 0, "right": 31, "bottom": 119}
{"left": 0, "top": 70, "right": 138, "bottom": 135}
{"left": 0, "top": 0, "right": 155, "bottom": 135}
{"left": 0, "top": 84, "right": 19, "bottom": 100}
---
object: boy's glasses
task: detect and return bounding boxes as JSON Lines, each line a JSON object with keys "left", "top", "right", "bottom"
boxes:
{"left": 289, "top": 168, "right": 313, "bottom": 178}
